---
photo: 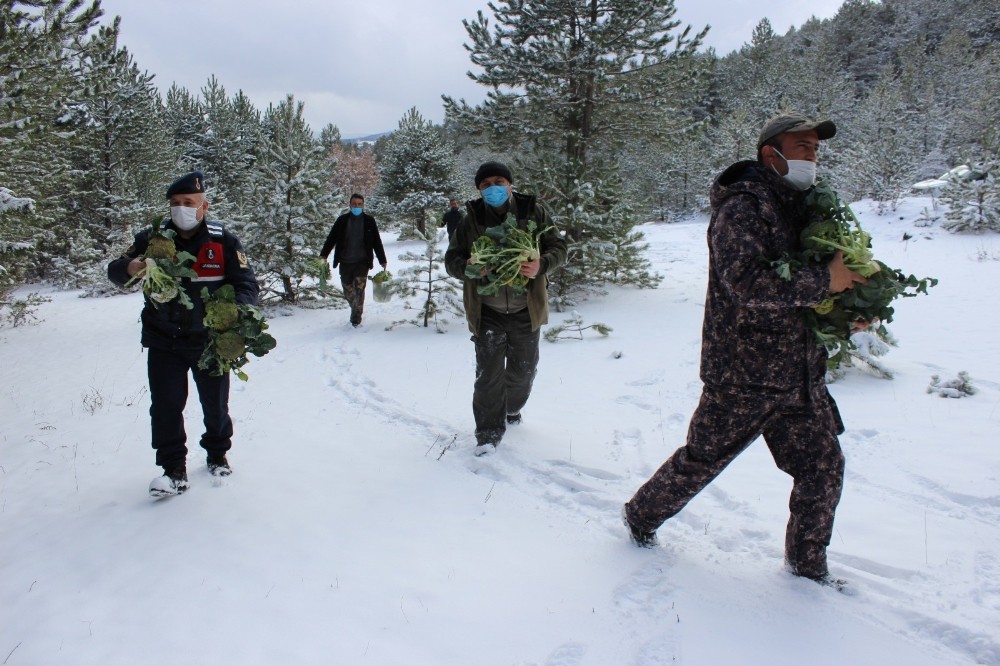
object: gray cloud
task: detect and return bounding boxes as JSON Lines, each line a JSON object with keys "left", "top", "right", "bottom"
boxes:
{"left": 101, "top": 0, "right": 845, "bottom": 138}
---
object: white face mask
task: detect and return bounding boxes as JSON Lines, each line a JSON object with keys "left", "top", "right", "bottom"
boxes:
{"left": 771, "top": 148, "right": 817, "bottom": 191}
{"left": 170, "top": 205, "right": 201, "bottom": 231}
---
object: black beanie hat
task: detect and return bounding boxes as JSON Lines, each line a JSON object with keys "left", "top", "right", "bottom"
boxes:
{"left": 474, "top": 162, "right": 513, "bottom": 188}
{"left": 166, "top": 171, "right": 206, "bottom": 199}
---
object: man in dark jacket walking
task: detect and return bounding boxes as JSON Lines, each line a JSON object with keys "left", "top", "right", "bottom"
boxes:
{"left": 108, "top": 171, "right": 260, "bottom": 497}
{"left": 445, "top": 162, "right": 568, "bottom": 456}
{"left": 442, "top": 198, "right": 464, "bottom": 240}
{"left": 622, "top": 113, "right": 868, "bottom": 588}
{"left": 320, "top": 193, "right": 388, "bottom": 327}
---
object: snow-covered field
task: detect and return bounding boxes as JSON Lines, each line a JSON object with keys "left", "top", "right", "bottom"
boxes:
{"left": 2, "top": 197, "right": 998, "bottom": 665}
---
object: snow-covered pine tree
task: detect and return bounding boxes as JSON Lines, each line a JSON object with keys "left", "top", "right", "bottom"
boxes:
{"left": 0, "top": 0, "right": 102, "bottom": 290}
{"left": 67, "top": 19, "right": 178, "bottom": 291}
{"left": 940, "top": 156, "right": 1000, "bottom": 233}
{"left": 443, "top": 0, "right": 707, "bottom": 300}
{"left": 197, "top": 78, "right": 261, "bottom": 222}
{"left": 387, "top": 228, "right": 463, "bottom": 332}
{"left": 163, "top": 84, "right": 207, "bottom": 171}
{"left": 376, "top": 107, "right": 463, "bottom": 237}
{"left": 244, "top": 94, "right": 342, "bottom": 303}
{"left": 836, "top": 69, "right": 920, "bottom": 210}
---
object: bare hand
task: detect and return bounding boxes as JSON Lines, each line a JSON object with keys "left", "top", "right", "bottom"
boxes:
{"left": 828, "top": 251, "right": 867, "bottom": 294}
{"left": 467, "top": 257, "right": 487, "bottom": 277}
{"left": 126, "top": 258, "right": 147, "bottom": 277}
{"left": 520, "top": 258, "right": 541, "bottom": 278}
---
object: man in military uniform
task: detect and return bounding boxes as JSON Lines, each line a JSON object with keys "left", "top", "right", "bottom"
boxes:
{"left": 622, "top": 113, "right": 868, "bottom": 587}
{"left": 108, "top": 171, "right": 259, "bottom": 497}
{"left": 445, "top": 162, "right": 568, "bottom": 456}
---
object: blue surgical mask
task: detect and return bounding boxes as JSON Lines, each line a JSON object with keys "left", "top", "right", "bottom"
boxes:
{"left": 350, "top": 207, "right": 363, "bottom": 216}
{"left": 482, "top": 185, "right": 509, "bottom": 208}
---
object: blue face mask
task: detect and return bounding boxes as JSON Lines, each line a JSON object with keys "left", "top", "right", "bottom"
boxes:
{"left": 350, "top": 207, "right": 363, "bottom": 216}
{"left": 482, "top": 185, "right": 509, "bottom": 208}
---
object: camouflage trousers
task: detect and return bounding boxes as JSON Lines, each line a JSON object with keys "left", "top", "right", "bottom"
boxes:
{"left": 339, "top": 262, "right": 369, "bottom": 326}
{"left": 625, "top": 386, "right": 845, "bottom": 579}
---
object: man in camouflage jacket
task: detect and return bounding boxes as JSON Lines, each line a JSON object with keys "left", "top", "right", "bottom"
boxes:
{"left": 623, "top": 113, "right": 868, "bottom": 586}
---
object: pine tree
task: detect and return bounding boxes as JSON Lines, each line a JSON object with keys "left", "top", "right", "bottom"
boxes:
{"left": 376, "top": 107, "right": 463, "bottom": 237}
{"left": 444, "top": 0, "right": 706, "bottom": 299}
{"left": 65, "top": 19, "right": 177, "bottom": 290}
{"left": 243, "top": 94, "right": 340, "bottom": 303}
{"left": 197, "top": 78, "right": 261, "bottom": 221}
{"left": 941, "top": 156, "right": 1000, "bottom": 233}
{"left": 0, "top": 0, "right": 102, "bottom": 289}
{"left": 163, "top": 84, "right": 207, "bottom": 171}
{"left": 835, "top": 69, "right": 920, "bottom": 209}
{"left": 387, "top": 228, "right": 463, "bottom": 332}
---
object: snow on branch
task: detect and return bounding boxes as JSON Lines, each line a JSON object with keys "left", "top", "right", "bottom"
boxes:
{"left": 0, "top": 187, "right": 35, "bottom": 213}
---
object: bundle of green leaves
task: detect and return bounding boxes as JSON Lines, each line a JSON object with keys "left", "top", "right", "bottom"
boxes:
{"left": 370, "top": 269, "right": 393, "bottom": 302}
{"left": 125, "top": 219, "right": 198, "bottom": 309}
{"left": 198, "top": 285, "right": 277, "bottom": 381}
{"left": 306, "top": 257, "right": 331, "bottom": 291}
{"left": 769, "top": 181, "right": 937, "bottom": 368}
{"left": 464, "top": 218, "right": 549, "bottom": 297}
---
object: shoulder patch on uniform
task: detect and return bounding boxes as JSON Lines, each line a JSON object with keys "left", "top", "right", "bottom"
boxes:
{"left": 206, "top": 220, "right": 224, "bottom": 239}
{"left": 237, "top": 250, "right": 249, "bottom": 269}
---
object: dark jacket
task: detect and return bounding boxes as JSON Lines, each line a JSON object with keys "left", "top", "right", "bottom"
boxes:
{"left": 442, "top": 208, "right": 464, "bottom": 238}
{"left": 445, "top": 192, "right": 568, "bottom": 335}
{"left": 320, "top": 212, "right": 387, "bottom": 269}
{"left": 108, "top": 218, "right": 259, "bottom": 350}
{"left": 701, "top": 160, "right": 830, "bottom": 401}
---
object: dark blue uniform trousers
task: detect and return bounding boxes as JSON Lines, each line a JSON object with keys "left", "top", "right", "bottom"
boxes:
{"left": 148, "top": 346, "right": 233, "bottom": 471}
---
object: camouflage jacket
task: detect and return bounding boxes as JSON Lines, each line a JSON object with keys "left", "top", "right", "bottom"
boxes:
{"left": 701, "top": 160, "right": 830, "bottom": 402}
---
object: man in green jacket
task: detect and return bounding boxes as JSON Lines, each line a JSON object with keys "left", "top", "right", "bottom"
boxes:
{"left": 445, "top": 162, "right": 568, "bottom": 456}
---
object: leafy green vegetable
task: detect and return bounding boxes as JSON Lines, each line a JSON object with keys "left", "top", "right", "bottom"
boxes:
{"left": 370, "top": 269, "right": 392, "bottom": 284}
{"left": 204, "top": 299, "right": 239, "bottom": 332}
{"left": 197, "top": 285, "right": 277, "bottom": 381}
{"left": 769, "top": 180, "right": 938, "bottom": 369}
{"left": 125, "top": 218, "right": 198, "bottom": 309}
{"left": 306, "top": 257, "right": 331, "bottom": 291}
{"left": 465, "top": 218, "right": 549, "bottom": 296}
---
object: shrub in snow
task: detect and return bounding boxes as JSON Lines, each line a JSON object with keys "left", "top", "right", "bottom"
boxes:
{"left": 544, "top": 312, "right": 612, "bottom": 343}
{"left": 0, "top": 292, "right": 50, "bottom": 328}
{"left": 939, "top": 161, "right": 1000, "bottom": 233}
{"left": 927, "top": 372, "right": 976, "bottom": 398}
{"left": 386, "top": 229, "right": 463, "bottom": 332}
{"left": 826, "top": 329, "right": 896, "bottom": 381}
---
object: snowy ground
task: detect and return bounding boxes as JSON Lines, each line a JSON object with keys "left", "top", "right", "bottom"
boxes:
{"left": 2, "top": 196, "right": 999, "bottom": 665}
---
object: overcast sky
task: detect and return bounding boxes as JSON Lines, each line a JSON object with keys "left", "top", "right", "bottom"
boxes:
{"left": 99, "top": 0, "right": 846, "bottom": 138}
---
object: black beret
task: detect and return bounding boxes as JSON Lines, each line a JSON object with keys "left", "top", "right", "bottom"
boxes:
{"left": 474, "top": 162, "right": 513, "bottom": 188}
{"left": 165, "top": 171, "right": 206, "bottom": 199}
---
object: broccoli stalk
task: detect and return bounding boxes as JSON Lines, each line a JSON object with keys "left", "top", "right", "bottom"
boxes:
{"left": 465, "top": 219, "right": 549, "bottom": 296}
{"left": 124, "top": 219, "right": 198, "bottom": 309}
{"left": 766, "top": 180, "right": 937, "bottom": 370}
{"left": 197, "top": 286, "right": 277, "bottom": 381}
{"left": 127, "top": 256, "right": 197, "bottom": 309}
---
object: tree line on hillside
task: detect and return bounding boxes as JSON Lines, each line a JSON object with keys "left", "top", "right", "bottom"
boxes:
{"left": 2, "top": 0, "right": 998, "bottom": 321}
